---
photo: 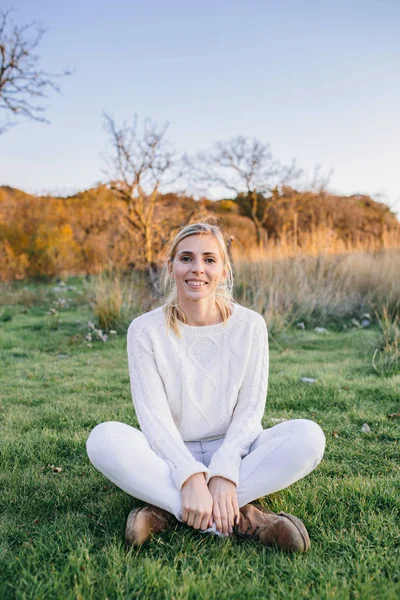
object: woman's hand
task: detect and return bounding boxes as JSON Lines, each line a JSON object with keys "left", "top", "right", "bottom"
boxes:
{"left": 208, "top": 476, "right": 240, "bottom": 536}
{"left": 181, "top": 472, "right": 214, "bottom": 531}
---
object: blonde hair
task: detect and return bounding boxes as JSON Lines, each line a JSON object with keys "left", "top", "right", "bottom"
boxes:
{"left": 160, "top": 219, "right": 235, "bottom": 337}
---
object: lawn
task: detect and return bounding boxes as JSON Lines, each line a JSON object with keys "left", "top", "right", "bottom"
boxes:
{"left": 0, "top": 280, "right": 399, "bottom": 599}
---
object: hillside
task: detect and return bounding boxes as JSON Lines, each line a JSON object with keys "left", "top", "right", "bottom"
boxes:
{"left": 1, "top": 185, "right": 399, "bottom": 280}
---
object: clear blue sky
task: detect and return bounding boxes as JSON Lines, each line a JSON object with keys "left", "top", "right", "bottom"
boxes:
{"left": 1, "top": 0, "right": 399, "bottom": 213}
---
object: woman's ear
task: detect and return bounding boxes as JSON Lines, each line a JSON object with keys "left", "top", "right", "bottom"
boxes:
{"left": 221, "top": 264, "right": 228, "bottom": 281}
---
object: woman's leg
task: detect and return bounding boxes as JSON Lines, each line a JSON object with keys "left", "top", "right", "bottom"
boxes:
{"left": 86, "top": 421, "right": 183, "bottom": 520}
{"left": 236, "top": 418, "right": 326, "bottom": 507}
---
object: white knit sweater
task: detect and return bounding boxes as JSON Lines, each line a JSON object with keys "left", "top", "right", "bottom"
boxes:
{"left": 126, "top": 302, "right": 269, "bottom": 491}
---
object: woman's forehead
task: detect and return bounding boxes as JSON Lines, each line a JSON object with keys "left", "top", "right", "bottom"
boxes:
{"left": 176, "top": 234, "right": 222, "bottom": 254}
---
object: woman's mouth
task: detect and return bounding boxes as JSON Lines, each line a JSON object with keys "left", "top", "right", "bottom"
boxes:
{"left": 185, "top": 280, "right": 208, "bottom": 288}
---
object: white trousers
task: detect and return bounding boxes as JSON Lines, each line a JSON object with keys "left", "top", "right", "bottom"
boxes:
{"left": 86, "top": 418, "right": 326, "bottom": 534}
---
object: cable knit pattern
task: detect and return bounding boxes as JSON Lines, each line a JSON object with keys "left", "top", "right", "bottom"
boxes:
{"left": 126, "top": 302, "right": 269, "bottom": 491}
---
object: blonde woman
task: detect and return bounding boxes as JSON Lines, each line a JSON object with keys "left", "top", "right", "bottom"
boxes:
{"left": 86, "top": 221, "right": 326, "bottom": 552}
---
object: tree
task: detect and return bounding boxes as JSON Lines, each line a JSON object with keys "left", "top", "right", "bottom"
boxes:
{"left": 65, "top": 186, "right": 115, "bottom": 279}
{"left": 274, "top": 165, "right": 332, "bottom": 251}
{"left": 0, "top": 8, "right": 72, "bottom": 134}
{"left": 185, "top": 136, "right": 300, "bottom": 247}
{"left": 103, "top": 113, "right": 176, "bottom": 289}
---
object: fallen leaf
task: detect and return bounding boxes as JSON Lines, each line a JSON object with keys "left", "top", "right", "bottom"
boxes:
{"left": 387, "top": 412, "right": 400, "bottom": 419}
{"left": 332, "top": 431, "right": 340, "bottom": 438}
{"left": 52, "top": 467, "right": 63, "bottom": 473}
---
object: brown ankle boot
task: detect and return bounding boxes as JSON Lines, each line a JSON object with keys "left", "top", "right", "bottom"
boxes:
{"left": 125, "top": 504, "right": 176, "bottom": 547}
{"left": 233, "top": 503, "right": 311, "bottom": 552}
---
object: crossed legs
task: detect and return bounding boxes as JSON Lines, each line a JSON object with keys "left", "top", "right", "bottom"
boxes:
{"left": 86, "top": 418, "right": 326, "bottom": 523}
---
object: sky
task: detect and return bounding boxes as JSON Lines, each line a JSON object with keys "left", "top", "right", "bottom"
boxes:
{"left": 1, "top": 0, "right": 399, "bottom": 213}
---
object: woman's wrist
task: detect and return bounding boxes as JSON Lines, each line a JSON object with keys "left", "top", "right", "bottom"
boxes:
{"left": 182, "top": 472, "right": 206, "bottom": 488}
{"left": 209, "top": 475, "right": 236, "bottom": 486}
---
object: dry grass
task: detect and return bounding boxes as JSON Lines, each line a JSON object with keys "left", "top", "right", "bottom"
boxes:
{"left": 87, "top": 268, "right": 151, "bottom": 332}
{"left": 231, "top": 225, "right": 400, "bottom": 260}
{"left": 0, "top": 283, "right": 55, "bottom": 307}
{"left": 87, "top": 249, "right": 400, "bottom": 336}
{"left": 232, "top": 248, "right": 400, "bottom": 331}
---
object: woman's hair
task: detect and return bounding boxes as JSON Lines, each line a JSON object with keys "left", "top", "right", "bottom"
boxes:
{"left": 160, "top": 219, "right": 235, "bottom": 337}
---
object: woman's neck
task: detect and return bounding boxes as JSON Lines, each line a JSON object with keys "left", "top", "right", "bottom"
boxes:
{"left": 178, "top": 296, "right": 224, "bottom": 327}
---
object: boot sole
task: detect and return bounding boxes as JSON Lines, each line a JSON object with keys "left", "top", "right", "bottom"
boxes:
{"left": 125, "top": 507, "right": 148, "bottom": 547}
{"left": 125, "top": 506, "right": 176, "bottom": 547}
{"left": 278, "top": 512, "right": 311, "bottom": 552}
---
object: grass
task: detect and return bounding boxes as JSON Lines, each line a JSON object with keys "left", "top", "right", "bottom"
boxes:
{"left": 0, "top": 278, "right": 399, "bottom": 599}
{"left": 232, "top": 248, "right": 400, "bottom": 331}
{"left": 372, "top": 306, "right": 400, "bottom": 377}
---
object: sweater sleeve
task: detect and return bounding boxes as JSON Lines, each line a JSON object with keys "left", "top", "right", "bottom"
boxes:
{"left": 127, "top": 320, "right": 210, "bottom": 491}
{"left": 206, "top": 315, "right": 269, "bottom": 486}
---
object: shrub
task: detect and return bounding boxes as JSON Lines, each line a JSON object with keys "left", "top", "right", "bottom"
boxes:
{"left": 372, "top": 306, "right": 400, "bottom": 376}
{"left": 87, "top": 269, "right": 149, "bottom": 332}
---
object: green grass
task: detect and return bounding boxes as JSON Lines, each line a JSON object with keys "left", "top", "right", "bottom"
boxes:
{"left": 0, "top": 282, "right": 399, "bottom": 599}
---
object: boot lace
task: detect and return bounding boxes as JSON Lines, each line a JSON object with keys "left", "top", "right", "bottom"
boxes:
{"left": 233, "top": 523, "right": 261, "bottom": 541}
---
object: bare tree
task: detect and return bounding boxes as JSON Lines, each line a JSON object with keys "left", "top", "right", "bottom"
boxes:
{"left": 103, "top": 113, "right": 176, "bottom": 290}
{"left": 0, "top": 8, "right": 72, "bottom": 134}
{"left": 185, "top": 136, "right": 300, "bottom": 247}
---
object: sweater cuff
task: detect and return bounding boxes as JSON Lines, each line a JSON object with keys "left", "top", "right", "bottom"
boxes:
{"left": 206, "top": 454, "right": 241, "bottom": 487}
{"left": 171, "top": 461, "right": 210, "bottom": 491}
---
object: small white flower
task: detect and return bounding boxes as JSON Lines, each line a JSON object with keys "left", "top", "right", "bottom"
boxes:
{"left": 54, "top": 298, "right": 67, "bottom": 307}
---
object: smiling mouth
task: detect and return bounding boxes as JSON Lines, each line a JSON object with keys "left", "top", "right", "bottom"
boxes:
{"left": 185, "top": 280, "right": 208, "bottom": 287}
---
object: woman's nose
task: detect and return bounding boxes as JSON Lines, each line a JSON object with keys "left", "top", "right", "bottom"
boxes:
{"left": 191, "top": 261, "right": 204, "bottom": 273}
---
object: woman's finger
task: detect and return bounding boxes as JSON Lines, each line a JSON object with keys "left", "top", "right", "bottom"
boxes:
{"left": 227, "top": 500, "right": 235, "bottom": 533}
{"left": 232, "top": 497, "right": 240, "bottom": 530}
{"left": 186, "top": 511, "right": 195, "bottom": 528}
{"left": 219, "top": 502, "right": 229, "bottom": 536}
{"left": 213, "top": 505, "right": 222, "bottom": 534}
{"left": 200, "top": 514, "right": 211, "bottom": 530}
{"left": 193, "top": 512, "right": 203, "bottom": 530}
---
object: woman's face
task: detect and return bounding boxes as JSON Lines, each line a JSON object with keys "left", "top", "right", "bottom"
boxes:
{"left": 168, "top": 234, "right": 227, "bottom": 303}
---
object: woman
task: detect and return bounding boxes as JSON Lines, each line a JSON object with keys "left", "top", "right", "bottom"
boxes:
{"left": 86, "top": 221, "right": 326, "bottom": 552}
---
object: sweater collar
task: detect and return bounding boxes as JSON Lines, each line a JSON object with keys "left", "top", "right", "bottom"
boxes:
{"left": 178, "top": 303, "right": 238, "bottom": 336}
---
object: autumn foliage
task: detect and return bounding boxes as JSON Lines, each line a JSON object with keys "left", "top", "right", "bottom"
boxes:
{"left": 0, "top": 184, "right": 399, "bottom": 282}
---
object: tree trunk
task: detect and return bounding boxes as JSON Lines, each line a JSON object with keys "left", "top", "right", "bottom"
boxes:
{"left": 293, "top": 211, "right": 298, "bottom": 254}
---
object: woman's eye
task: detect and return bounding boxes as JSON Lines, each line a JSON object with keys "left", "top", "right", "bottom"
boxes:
{"left": 180, "top": 256, "right": 215, "bottom": 263}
